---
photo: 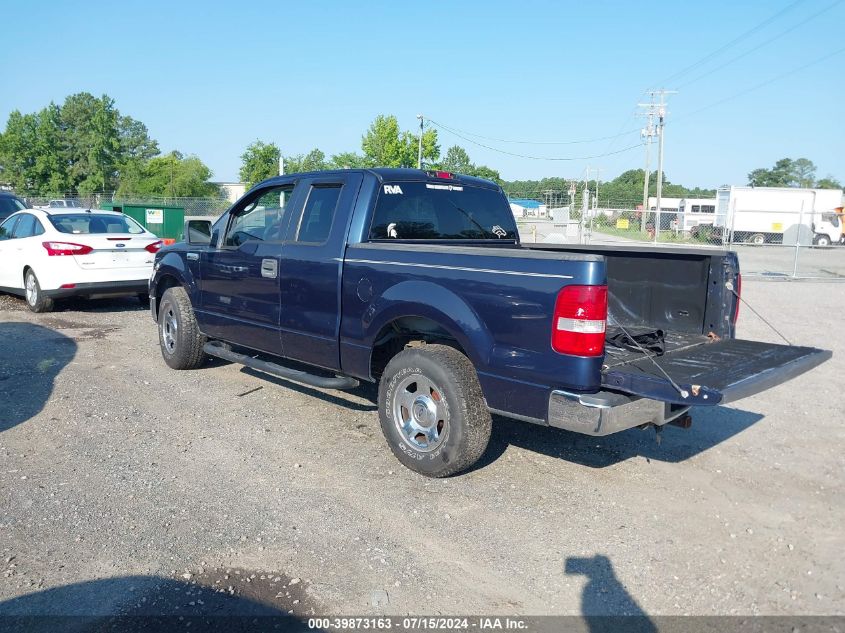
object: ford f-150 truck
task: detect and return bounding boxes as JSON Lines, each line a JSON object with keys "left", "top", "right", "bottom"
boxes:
{"left": 149, "top": 168, "right": 831, "bottom": 477}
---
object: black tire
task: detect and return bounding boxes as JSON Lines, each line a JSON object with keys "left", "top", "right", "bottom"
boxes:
{"left": 24, "top": 269, "right": 54, "bottom": 313}
{"left": 378, "top": 343, "right": 491, "bottom": 477}
{"left": 813, "top": 234, "right": 831, "bottom": 247}
{"left": 158, "top": 286, "right": 207, "bottom": 370}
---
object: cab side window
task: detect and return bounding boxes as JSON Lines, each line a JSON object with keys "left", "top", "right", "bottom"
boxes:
{"left": 225, "top": 185, "right": 296, "bottom": 248}
{"left": 296, "top": 185, "right": 342, "bottom": 244}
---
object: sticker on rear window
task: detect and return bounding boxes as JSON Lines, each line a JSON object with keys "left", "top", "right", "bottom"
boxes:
{"left": 384, "top": 185, "right": 403, "bottom": 195}
{"left": 425, "top": 184, "right": 463, "bottom": 191}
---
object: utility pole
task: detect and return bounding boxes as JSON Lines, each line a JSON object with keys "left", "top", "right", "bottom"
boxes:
{"left": 637, "top": 97, "right": 656, "bottom": 232}
{"left": 638, "top": 89, "right": 675, "bottom": 242}
{"left": 416, "top": 114, "right": 424, "bottom": 169}
{"left": 593, "top": 167, "right": 603, "bottom": 210}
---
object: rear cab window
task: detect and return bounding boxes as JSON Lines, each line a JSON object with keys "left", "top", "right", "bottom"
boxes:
{"left": 48, "top": 213, "right": 146, "bottom": 235}
{"left": 369, "top": 180, "right": 517, "bottom": 241}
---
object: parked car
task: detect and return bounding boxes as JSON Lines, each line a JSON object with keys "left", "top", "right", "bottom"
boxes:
{"left": 0, "top": 208, "right": 162, "bottom": 312}
{"left": 149, "top": 168, "right": 831, "bottom": 477}
{"left": 0, "top": 192, "right": 27, "bottom": 222}
{"left": 47, "top": 199, "right": 84, "bottom": 209}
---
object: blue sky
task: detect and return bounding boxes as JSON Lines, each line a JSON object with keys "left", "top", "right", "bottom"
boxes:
{"left": 2, "top": 0, "right": 843, "bottom": 189}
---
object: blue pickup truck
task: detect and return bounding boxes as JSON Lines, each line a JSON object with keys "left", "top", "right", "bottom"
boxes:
{"left": 149, "top": 168, "right": 830, "bottom": 476}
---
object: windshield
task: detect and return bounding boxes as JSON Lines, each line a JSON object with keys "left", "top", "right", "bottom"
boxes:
{"left": 369, "top": 181, "right": 517, "bottom": 241}
{"left": 48, "top": 213, "right": 146, "bottom": 234}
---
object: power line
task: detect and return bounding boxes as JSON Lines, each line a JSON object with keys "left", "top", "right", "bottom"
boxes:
{"left": 677, "top": 0, "right": 844, "bottom": 90}
{"left": 426, "top": 119, "right": 640, "bottom": 145}
{"left": 427, "top": 119, "right": 644, "bottom": 161}
{"left": 657, "top": 0, "right": 808, "bottom": 86}
{"left": 676, "top": 45, "right": 845, "bottom": 122}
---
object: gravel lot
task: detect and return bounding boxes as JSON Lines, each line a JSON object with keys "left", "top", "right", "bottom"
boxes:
{"left": 0, "top": 277, "right": 843, "bottom": 619}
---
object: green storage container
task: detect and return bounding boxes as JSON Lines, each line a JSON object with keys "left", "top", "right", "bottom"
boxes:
{"left": 121, "top": 205, "right": 185, "bottom": 240}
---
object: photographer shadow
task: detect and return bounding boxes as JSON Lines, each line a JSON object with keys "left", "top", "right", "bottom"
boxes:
{"left": 565, "top": 555, "right": 657, "bottom": 633}
{"left": 0, "top": 322, "right": 77, "bottom": 432}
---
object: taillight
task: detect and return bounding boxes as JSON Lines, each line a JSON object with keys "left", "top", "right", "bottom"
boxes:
{"left": 733, "top": 273, "right": 741, "bottom": 323}
{"left": 145, "top": 240, "right": 164, "bottom": 253}
{"left": 551, "top": 285, "right": 608, "bottom": 356}
{"left": 42, "top": 241, "right": 93, "bottom": 256}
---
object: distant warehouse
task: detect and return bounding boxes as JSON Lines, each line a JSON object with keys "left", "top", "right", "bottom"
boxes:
{"left": 509, "top": 198, "right": 547, "bottom": 218}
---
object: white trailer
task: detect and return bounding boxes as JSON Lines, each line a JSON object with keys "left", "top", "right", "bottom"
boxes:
{"left": 678, "top": 197, "right": 717, "bottom": 235}
{"left": 714, "top": 186, "right": 843, "bottom": 246}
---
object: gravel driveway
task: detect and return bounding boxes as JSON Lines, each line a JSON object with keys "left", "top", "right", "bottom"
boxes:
{"left": 0, "top": 280, "right": 842, "bottom": 620}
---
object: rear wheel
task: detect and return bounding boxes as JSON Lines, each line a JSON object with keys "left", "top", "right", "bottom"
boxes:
{"left": 378, "top": 344, "right": 491, "bottom": 478}
{"left": 158, "top": 286, "right": 206, "bottom": 370}
{"left": 748, "top": 233, "right": 765, "bottom": 245}
{"left": 24, "top": 269, "right": 54, "bottom": 313}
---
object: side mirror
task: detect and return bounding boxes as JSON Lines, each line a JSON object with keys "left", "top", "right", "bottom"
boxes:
{"left": 184, "top": 219, "right": 212, "bottom": 245}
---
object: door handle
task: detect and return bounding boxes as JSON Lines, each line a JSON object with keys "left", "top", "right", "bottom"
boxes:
{"left": 261, "top": 258, "right": 278, "bottom": 279}
{"left": 187, "top": 252, "right": 199, "bottom": 261}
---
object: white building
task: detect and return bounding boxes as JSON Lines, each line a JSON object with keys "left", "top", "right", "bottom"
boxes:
{"left": 214, "top": 182, "right": 248, "bottom": 204}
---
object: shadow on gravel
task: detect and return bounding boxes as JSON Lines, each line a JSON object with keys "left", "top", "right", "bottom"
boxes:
{"left": 0, "top": 575, "right": 318, "bottom": 633}
{"left": 57, "top": 296, "right": 147, "bottom": 314}
{"left": 241, "top": 366, "right": 379, "bottom": 412}
{"left": 565, "top": 555, "right": 657, "bottom": 631}
{"left": 0, "top": 322, "right": 76, "bottom": 432}
{"left": 476, "top": 405, "right": 763, "bottom": 470}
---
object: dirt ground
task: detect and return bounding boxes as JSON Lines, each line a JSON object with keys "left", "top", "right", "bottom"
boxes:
{"left": 0, "top": 278, "right": 842, "bottom": 620}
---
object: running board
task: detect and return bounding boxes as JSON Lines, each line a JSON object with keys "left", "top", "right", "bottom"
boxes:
{"left": 203, "top": 342, "right": 360, "bottom": 390}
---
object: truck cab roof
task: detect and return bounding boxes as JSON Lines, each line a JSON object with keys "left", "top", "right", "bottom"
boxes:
{"left": 258, "top": 168, "right": 501, "bottom": 191}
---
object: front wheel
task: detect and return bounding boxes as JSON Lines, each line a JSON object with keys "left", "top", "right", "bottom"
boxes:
{"left": 158, "top": 286, "right": 207, "bottom": 370}
{"left": 748, "top": 233, "right": 766, "bottom": 245}
{"left": 24, "top": 269, "right": 54, "bottom": 313}
{"left": 378, "top": 344, "right": 492, "bottom": 477}
{"left": 813, "top": 234, "right": 831, "bottom": 247}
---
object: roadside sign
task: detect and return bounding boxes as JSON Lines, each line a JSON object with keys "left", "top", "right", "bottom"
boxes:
{"left": 146, "top": 208, "right": 164, "bottom": 224}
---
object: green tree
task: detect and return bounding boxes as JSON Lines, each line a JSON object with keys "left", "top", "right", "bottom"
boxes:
{"left": 746, "top": 157, "right": 820, "bottom": 188}
{"left": 284, "top": 148, "right": 328, "bottom": 173}
{"left": 441, "top": 145, "right": 472, "bottom": 173}
{"left": 60, "top": 92, "right": 122, "bottom": 193}
{"left": 239, "top": 140, "right": 281, "bottom": 187}
{"left": 361, "top": 115, "right": 439, "bottom": 168}
{"left": 791, "top": 158, "right": 816, "bottom": 188}
{"left": 816, "top": 176, "right": 842, "bottom": 189}
{"left": 467, "top": 164, "right": 502, "bottom": 184}
{"left": 117, "top": 151, "right": 215, "bottom": 197}
{"left": 329, "top": 151, "right": 368, "bottom": 169}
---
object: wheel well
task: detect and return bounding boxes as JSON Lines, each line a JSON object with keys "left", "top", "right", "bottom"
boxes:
{"left": 154, "top": 275, "right": 182, "bottom": 317}
{"left": 369, "top": 316, "right": 468, "bottom": 380}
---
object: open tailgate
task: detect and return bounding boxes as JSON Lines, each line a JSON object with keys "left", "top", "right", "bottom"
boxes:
{"left": 602, "top": 339, "right": 831, "bottom": 406}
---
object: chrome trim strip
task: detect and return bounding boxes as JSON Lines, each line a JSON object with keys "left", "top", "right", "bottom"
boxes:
{"left": 342, "top": 258, "right": 574, "bottom": 280}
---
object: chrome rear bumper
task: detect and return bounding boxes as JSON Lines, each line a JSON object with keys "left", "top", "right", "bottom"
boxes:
{"left": 548, "top": 389, "right": 690, "bottom": 436}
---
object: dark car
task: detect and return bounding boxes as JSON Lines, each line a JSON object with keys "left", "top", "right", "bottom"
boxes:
{"left": 149, "top": 168, "right": 830, "bottom": 477}
{"left": 0, "top": 192, "right": 27, "bottom": 222}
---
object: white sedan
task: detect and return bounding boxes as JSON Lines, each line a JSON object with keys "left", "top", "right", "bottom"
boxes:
{"left": 0, "top": 207, "right": 162, "bottom": 312}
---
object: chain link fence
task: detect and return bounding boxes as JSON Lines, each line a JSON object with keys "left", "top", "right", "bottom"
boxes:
{"left": 17, "top": 192, "right": 230, "bottom": 217}
{"left": 511, "top": 192, "right": 845, "bottom": 280}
